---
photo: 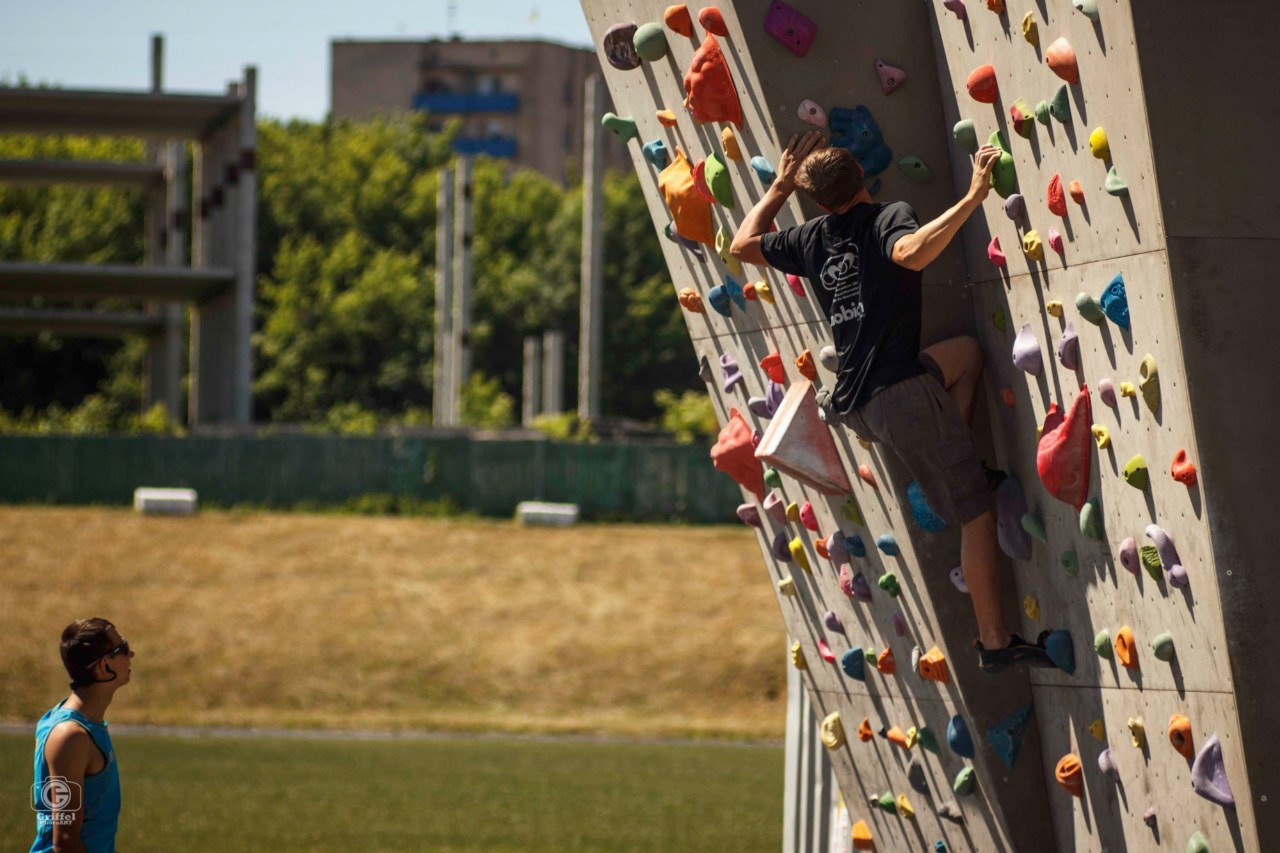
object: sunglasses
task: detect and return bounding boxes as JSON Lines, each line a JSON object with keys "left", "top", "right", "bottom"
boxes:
{"left": 91, "top": 639, "right": 130, "bottom": 665}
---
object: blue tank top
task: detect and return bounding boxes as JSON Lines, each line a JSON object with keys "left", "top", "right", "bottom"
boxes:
{"left": 29, "top": 697, "right": 120, "bottom": 853}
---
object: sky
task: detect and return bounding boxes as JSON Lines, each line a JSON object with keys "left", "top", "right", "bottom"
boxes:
{"left": 0, "top": 0, "right": 594, "bottom": 121}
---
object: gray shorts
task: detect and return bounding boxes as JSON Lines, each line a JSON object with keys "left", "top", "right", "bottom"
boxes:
{"left": 818, "top": 357, "right": 994, "bottom": 525}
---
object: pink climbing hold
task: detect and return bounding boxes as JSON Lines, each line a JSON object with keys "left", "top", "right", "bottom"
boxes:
{"left": 966, "top": 64, "right": 998, "bottom": 103}
{"left": 798, "top": 99, "right": 828, "bottom": 128}
{"left": 1046, "top": 37, "right": 1080, "bottom": 84}
{"left": 1191, "top": 734, "right": 1236, "bottom": 808}
{"left": 800, "top": 500, "right": 818, "bottom": 531}
{"left": 817, "top": 637, "right": 836, "bottom": 663}
{"left": 1098, "top": 377, "right": 1117, "bottom": 408}
{"left": 1119, "top": 536, "right": 1140, "bottom": 575}
{"left": 736, "top": 503, "right": 762, "bottom": 527}
{"left": 755, "top": 380, "right": 853, "bottom": 495}
{"left": 786, "top": 274, "right": 805, "bottom": 296}
{"left": 1037, "top": 385, "right": 1093, "bottom": 511}
{"left": 1048, "top": 227, "right": 1064, "bottom": 257}
{"left": 876, "top": 60, "right": 906, "bottom": 95}
{"left": 858, "top": 464, "right": 878, "bottom": 489}
{"left": 764, "top": 490, "right": 787, "bottom": 523}
{"left": 988, "top": 236, "right": 1007, "bottom": 267}
{"left": 763, "top": 1, "right": 817, "bottom": 58}
{"left": 891, "top": 611, "right": 907, "bottom": 637}
{"left": 943, "top": 0, "right": 968, "bottom": 20}
{"left": 1048, "top": 173, "right": 1067, "bottom": 216}
{"left": 711, "top": 408, "right": 766, "bottom": 499}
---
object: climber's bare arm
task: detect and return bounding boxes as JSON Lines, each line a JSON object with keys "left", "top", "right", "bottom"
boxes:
{"left": 890, "top": 145, "right": 999, "bottom": 271}
{"left": 731, "top": 131, "right": 826, "bottom": 266}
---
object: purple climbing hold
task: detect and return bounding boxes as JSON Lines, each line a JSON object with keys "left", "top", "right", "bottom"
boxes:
{"left": 602, "top": 23, "right": 643, "bottom": 70}
{"left": 736, "top": 503, "right": 762, "bottom": 527}
{"left": 763, "top": 490, "right": 787, "bottom": 523}
{"left": 1045, "top": 630, "right": 1075, "bottom": 674}
{"left": 986, "top": 704, "right": 1034, "bottom": 769}
{"left": 1119, "top": 536, "right": 1140, "bottom": 576}
{"left": 950, "top": 565, "right": 969, "bottom": 593}
{"left": 828, "top": 530, "right": 850, "bottom": 564}
{"left": 766, "top": 381, "right": 784, "bottom": 415}
{"left": 891, "top": 611, "right": 907, "bottom": 637}
{"left": 747, "top": 396, "right": 771, "bottom": 418}
{"left": 1191, "top": 734, "right": 1236, "bottom": 808}
{"left": 1099, "top": 377, "right": 1117, "bottom": 409}
{"left": 996, "top": 474, "right": 1034, "bottom": 560}
{"left": 943, "top": 0, "right": 968, "bottom": 20}
{"left": 764, "top": 1, "right": 818, "bottom": 58}
{"left": 772, "top": 530, "right": 792, "bottom": 562}
{"left": 1013, "top": 323, "right": 1044, "bottom": 375}
{"left": 1057, "top": 321, "right": 1080, "bottom": 370}
{"left": 1146, "top": 524, "right": 1188, "bottom": 588}
{"left": 845, "top": 534, "right": 867, "bottom": 558}
{"left": 721, "top": 353, "right": 744, "bottom": 392}
{"left": 850, "top": 569, "right": 873, "bottom": 602}
{"left": 1004, "top": 193, "right": 1027, "bottom": 222}
{"left": 824, "top": 610, "right": 846, "bottom": 634}
{"left": 1098, "top": 748, "right": 1120, "bottom": 781}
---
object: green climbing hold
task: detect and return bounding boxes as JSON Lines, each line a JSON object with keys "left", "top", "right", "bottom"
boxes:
{"left": 953, "top": 766, "right": 977, "bottom": 796}
{"left": 1095, "top": 629, "right": 1113, "bottom": 659}
{"left": 1049, "top": 84, "right": 1071, "bottom": 124}
{"left": 1079, "top": 497, "right": 1104, "bottom": 540}
{"left": 1074, "top": 0, "right": 1101, "bottom": 21}
{"left": 764, "top": 467, "right": 782, "bottom": 489}
{"left": 1187, "top": 830, "right": 1210, "bottom": 853}
{"left": 632, "top": 22, "right": 669, "bottom": 61}
{"left": 1020, "top": 511, "right": 1047, "bottom": 543}
{"left": 878, "top": 572, "right": 901, "bottom": 597}
{"left": 987, "top": 131, "right": 1017, "bottom": 198}
{"left": 601, "top": 112, "right": 638, "bottom": 144}
{"left": 1139, "top": 545, "right": 1162, "bottom": 581}
{"left": 993, "top": 308, "right": 1007, "bottom": 332}
{"left": 1034, "top": 100, "right": 1051, "bottom": 126}
{"left": 876, "top": 791, "right": 896, "bottom": 812}
{"left": 865, "top": 648, "right": 878, "bottom": 664}
{"left": 704, "top": 154, "right": 734, "bottom": 208}
{"left": 917, "top": 725, "right": 940, "bottom": 754}
{"left": 1152, "top": 632, "right": 1175, "bottom": 662}
{"left": 1105, "top": 166, "right": 1129, "bottom": 196}
{"left": 1076, "top": 291, "right": 1105, "bottom": 325}
{"left": 841, "top": 495, "right": 864, "bottom": 526}
{"left": 953, "top": 119, "right": 978, "bottom": 155}
{"left": 1060, "top": 550, "right": 1079, "bottom": 576}
{"left": 898, "top": 155, "right": 933, "bottom": 183}
{"left": 1123, "top": 454, "right": 1149, "bottom": 490}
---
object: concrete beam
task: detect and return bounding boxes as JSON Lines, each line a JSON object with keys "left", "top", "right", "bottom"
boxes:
{"left": 0, "top": 308, "right": 163, "bottom": 337}
{"left": 0, "top": 88, "right": 241, "bottom": 139}
{"left": 0, "top": 262, "right": 233, "bottom": 302}
{"left": 0, "top": 159, "right": 164, "bottom": 189}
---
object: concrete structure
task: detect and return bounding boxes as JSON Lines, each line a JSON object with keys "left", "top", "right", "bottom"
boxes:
{"left": 330, "top": 38, "right": 629, "bottom": 182}
{"left": 577, "top": 75, "right": 605, "bottom": 421}
{"left": 0, "top": 36, "right": 256, "bottom": 426}
{"left": 580, "top": 1, "right": 1272, "bottom": 850}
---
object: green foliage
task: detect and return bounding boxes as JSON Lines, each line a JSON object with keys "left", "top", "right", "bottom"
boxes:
{"left": 654, "top": 390, "right": 718, "bottom": 444}
{"left": 459, "top": 372, "right": 515, "bottom": 429}
{"left": 529, "top": 411, "right": 597, "bottom": 442}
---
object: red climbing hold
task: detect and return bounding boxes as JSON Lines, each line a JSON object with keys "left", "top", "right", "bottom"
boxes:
{"left": 1048, "top": 173, "right": 1067, "bottom": 216}
{"left": 966, "top": 64, "right": 998, "bottom": 104}
{"left": 710, "top": 408, "right": 765, "bottom": 499}
{"left": 698, "top": 6, "right": 729, "bottom": 37}
{"left": 691, "top": 159, "right": 715, "bottom": 204}
{"left": 818, "top": 637, "right": 836, "bottom": 662}
{"left": 1046, "top": 37, "right": 1080, "bottom": 85}
{"left": 1069, "top": 179, "right": 1085, "bottom": 205}
{"left": 800, "top": 500, "right": 818, "bottom": 531}
{"left": 988, "top": 235, "right": 1007, "bottom": 267}
{"left": 858, "top": 464, "right": 878, "bottom": 489}
{"left": 786, "top": 274, "right": 805, "bottom": 296}
{"left": 760, "top": 351, "right": 786, "bottom": 384}
{"left": 664, "top": 4, "right": 694, "bottom": 36}
{"left": 1037, "top": 385, "right": 1093, "bottom": 510}
{"left": 1171, "top": 449, "right": 1198, "bottom": 486}
{"left": 683, "top": 34, "right": 743, "bottom": 127}
{"left": 815, "top": 537, "right": 830, "bottom": 559}
{"left": 742, "top": 281, "right": 758, "bottom": 300}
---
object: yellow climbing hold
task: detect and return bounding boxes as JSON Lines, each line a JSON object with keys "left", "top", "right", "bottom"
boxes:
{"left": 1024, "top": 594, "right": 1040, "bottom": 620}
{"left": 820, "top": 712, "right": 846, "bottom": 749}
{"left": 1120, "top": 381, "right": 1137, "bottom": 397}
{"left": 715, "top": 226, "right": 743, "bottom": 276}
{"left": 1021, "top": 11, "right": 1038, "bottom": 45}
{"left": 1089, "top": 127, "right": 1111, "bottom": 160}
{"left": 786, "top": 501, "right": 801, "bottom": 522}
{"left": 857, "top": 438, "right": 872, "bottom": 451}
{"left": 1088, "top": 719, "right": 1105, "bottom": 742}
{"left": 791, "top": 641, "right": 807, "bottom": 669}
{"left": 789, "top": 537, "right": 812, "bottom": 572}
{"left": 896, "top": 793, "right": 916, "bottom": 819}
{"left": 756, "top": 280, "right": 775, "bottom": 304}
{"left": 1046, "top": 300, "right": 1064, "bottom": 317}
{"left": 1139, "top": 353, "right": 1160, "bottom": 413}
{"left": 721, "top": 127, "right": 742, "bottom": 161}
{"left": 905, "top": 726, "right": 919, "bottom": 749}
{"left": 1128, "top": 716, "right": 1146, "bottom": 748}
{"left": 1023, "top": 230, "right": 1045, "bottom": 261}
{"left": 1091, "top": 424, "right": 1111, "bottom": 448}
{"left": 778, "top": 577, "right": 797, "bottom": 596}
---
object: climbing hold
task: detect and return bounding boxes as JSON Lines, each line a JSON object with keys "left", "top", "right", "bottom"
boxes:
{"left": 763, "top": 1, "right": 817, "bottom": 56}
{"left": 1091, "top": 424, "right": 1110, "bottom": 448}
{"left": 1119, "top": 537, "right": 1140, "bottom": 575}
{"left": 988, "top": 131, "right": 1017, "bottom": 197}
{"left": 603, "top": 23, "right": 643, "bottom": 70}
{"left": 656, "top": 109, "right": 678, "bottom": 127}
{"left": 1076, "top": 291, "right": 1105, "bottom": 325}
{"left": 772, "top": 530, "right": 792, "bottom": 562}
{"left": 825, "top": 531, "right": 848, "bottom": 564}
{"left": 1152, "top": 631, "right": 1174, "bottom": 662}
{"left": 817, "top": 345, "right": 837, "bottom": 373}
{"left": 1049, "top": 84, "right": 1071, "bottom": 124}
{"left": 698, "top": 6, "right": 729, "bottom": 36}
{"left": 797, "top": 99, "right": 828, "bottom": 128}
{"left": 943, "top": 0, "right": 968, "bottom": 18}
{"left": 601, "top": 112, "right": 639, "bottom": 143}
{"left": 852, "top": 820, "right": 874, "bottom": 851}
{"left": 877, "top": 646, "right": 895, "bottom": 674}
{"left": 643, "top": 139, "right": 670, "bottom": 168}
{"left": 1001, "top": 388, "right": 1016, "bottom": 406}
{"left": 1140, "top": 544, "right": 1162, "bottom": 581}
{"left": 684, "top": 31, "right": 743, "bottom": 126}
{"left": 1098, "top": 377, "right": 1116, "bottom": 408}
{"left": 1048, "top": 228, "right": 1064, "bottom": 257}
{"left": 1169, "top": 714, "right": 1194, "bottom": 759}
{"left": 735, "top": 501, "right": 766, "bottom": 530}
{"left": 785, "top": 274, "right": 805, "bottom": 297}
{"left": 919, "top": 647, "right": 949, "bottom": 684}
{"left": 841, "top": 496, "right": 865, "bottom": 526}
{"left": 763, "top": 491, "right": 786, "bottom": 523}
{"left": 871, "top": 791, "right": 895, "bottom": 813}
{"left": 1098, "top": 748, "right": 1120, "bottom": 781}
{"left": 707, "top": 278, "right": 741, "bottom": 317}
{"left": 1021, "top": 511, "right": 1047, "bottom": 543}
{"left": 896, "top": 793, "right": 915, "bottom": 819}
{"left": 1120, "top": 380, "right": 1137, "bottom": 397}
{"left": 660, "top": 149, "right": 714, "bottom": 246}
{"left": 966, "top": 64, "right": 997, "bottom": 103}
{"left": 1191, "top": 734, "right": 1235, "bottom": 807}
{"left": 878, "top": 572, "right": 901, "bottom": 597}
{"left": 678, "top": 288, "right": 703, "bottom": 313}
{"left": 820, "top": 611, "right": 845, "bottom": 636}
{"left": 1088, "top": 719, "right": 1105, "bottom": 742}
{"left": 785, "top": 501, "right": 800, "bottom": 523}
{"left": 841, "top": 647, "right": 865, "bottom": 680}
{"left": 704, "top": 153, "right": 734, "bottom": 207}
{"left": 828, "top": 106, "right": 892, "bottom": 177}
{"left": 993, "top": 308, "right": 1007, "bottom": 332}
{"left": 777, "top": 576, "right": 796, "bottom": 595}
{"left": 1023, "top": 593, "right": 1040, "bottom": 620}
{"left": 1146, "top": 524, "right": 1188, "bottom": 588}
{"left": 1057, "top": 322, "right": 1080, "bottom": 370}
{"left": 749, "top": 155, "right": 776, "bottom": 185}
{"left": 742, "top": 282, "right": 758, "bottom": 301}
{"left": 759, "top": 351, "right": 785, "bottom": 384}
{"left": 950, "top": 566, "right": 969, "bottom": 593}
{"left": 996, "top": 474, "right": 1034, "bottom": 560}
{"left": 755, "top": 280, "right": 775, "bottom": 303}
{"left": 986, "top": 0, "right": 1005, "bottom": 11}
{"left": 1122, "top": 454, "right": 1149, "bottom": 491}
{"left": 799, "top": 500, "right": 817, "bottom": 531}
{"left": 948, "top": 715, "right": 974, "bottom": 758}
{"left": 1114, "top": 625, "right": 1137, "bottom": 668}
{"left": 1038, "top": 385, "right": 1093, "bottom": 510}
{"left": 886, "top": 726, "right": 909, "bottom": 749}
{"left": 1021, "top": 11, "right": 1038, "bottom": 44}
{"left": 1060, "top": 549, "right": 1079, "bottom": 576}
{"left": 1056, "top": 754, "right": 1084, "bottom": 797}
{"left": 1074, "top": 0, "right": 1100, "bottom": 20}
{"left": 953, "top": 766, "right": 977, "bottom": 797}
{"left": 1089, "top": 127, "right": 1111, "bottom": 160}
{"left": 1171, "top": 449, "right": 1198, "bottom": 486}
{"left": 907, "top": 757, "right": 928, "bottom": 794}
{"left": 1137, "top": 354, "right": 1160, "bottom": 413}
{"left": 986, "top": 705, "right": 1033, "bottom": 770}
{"left": 1045, "top": 630, "right": 1075, "bottom": 673}
{"left": 817, "top": 637, "right": 836, "bottom": 663}
{"left": 794, "top": 350, "right": 817, "bottom": 381}
{"left": 762, "top": 467, "right": 781, "bottom": 489}
{"left": 715, "top": 228, "right": 743, "bottom": 276}
{"left": 1187, "top": 831, "right": 1211, "bottom": 853}
{"left": 1046, "top": 37, "right": 1080, "bottom": 84}
{"left": 1010, "top": 99, "right": 1034, "bottom": 138}
{"left": 910, "top": 645, "right": 922, "bottom": 673}
{"left": 1023, "top": 230, "right": 1045, "bottom": 261}
{"left": 748, "top": 382, "right": 785, "bottom": 419}
{"left": 876, "top": 535, "right": 899, "bottom": 557}
{"left": 1097, "top": 273, "right": 1130, "bottom": 328}
{"left": 1105, "top": 167, "right": 1129, "bottom": 196}
{"left": 790, "top": 640, "right": 806, "bottom": 669}
{"left": 1013, "top": 323, "right": 1044, "bottom": 376}
{"left": 1128, "top": 716, "right": 1147, "bottom": 749}
{"left": 1047, "top": 173, "right": 1067, "bottom": 216}
{"left": 953, "top": 119, "right": 978, "bottom": 154}
{"left": 1046, "top": 300, "right": 1064, "bottom": 317}
{"left": 664, "top": 4, "right": 694, "bottom": 36}
{"left": 1069, "top": 180, "right": 1085, "bottom": 204}
{"left": 819, "top": 711, "right": 845, "bottom": 749}
{"left": 899, "top": 155, "right": 933, "bottom": 183}
{"left": 633, "top": 22, "right": 670, "bottom": 61}
{"left": 849, "top": 568, "right": 873, "bottom": 602}
{"left": 710, "top": 408, "right": 765, "bottom": 498}
{"left": 1004, "top": 192, "right": 1026, "bottom": 222}
{"left": 988, "top": 236, "right": 1007, "bottom": 267}
{"left": 909, "top": 481, "right": 948, "bottom": 532}
{"left": 717, "top": 129, "right": 742, "bottom": 164}
{"left": 875, "top": 59, "right": 907, "bottom": 95}
{"left": 1144, "top": 808, "right": 1158, "bottom": 829}
{"left": 1094, "top": 629, "right": 1113, "bottom": 659}
{"left": 858, "top": 464, "right": 877, "bottom": 489}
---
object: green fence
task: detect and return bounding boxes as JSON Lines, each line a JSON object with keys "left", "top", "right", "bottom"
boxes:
{"left": 0, "top": 435, "right": 743, "bottom": 523}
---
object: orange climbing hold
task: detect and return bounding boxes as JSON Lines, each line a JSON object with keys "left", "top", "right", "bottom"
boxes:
{"left": 710, "top": 408, "right": 766, "bottom": 499}
{"left": 760, "top": 351, "right": 785, "bottom": 383}
{"left": 919, "top": 647, "right": 950, "bottom": 683}
{"left": 815, "top": 537, "right": 830, "bottom": 559}
{"left": 966, "top": 64, "right": 999, "bottom": 104}
{"left": 1048, "top": 173, "right": 1067, "bottom": 216}
{"left": 664, "top": 4, "right": 694, "bottom": 36}
{"left": 683, "top": 33, "right": 743, "bottom": 127}
{"left": 877, "top": 647, "right": 895, "bottom": 674}
{"left": 1115, "top": 625, "right": 1138, "bottom": 668}
{"left": 656, "top": 109, "right": 678, "bottom": 127}
{"left": 659, "top": 148, "right": 715, "bottom": 246}
{"left": 858, "top": 717, "right": 875, "bottom": 741}
{"left": 1069, "top": 179, "right": 1085, "bottom": 205}
{"left": 795, "top": 349, "right": 818, "bottom": 381}
{"left": 986, "top": 0, "right": 1005, "bottom": 12}
{"left": 886, "top": 726, "right": 909, "bottom": 748}
{"left": 1171, "top": 449, "right": 1198, "bottom": 486}
{"left": 1046, "top": 37, "right": 1080, "bottom": 85}
{"left": 742, "top": 281, "right": 757, "bottom": 300}
{"left": 1037, "top": 385, "right": 1093, "bottom": 510}
{"left": 1056, "top": 754, "right": 1084, "bottom": 796}
{"left": 678, "top": 288, "right": 704, "bottom": 313}
{"left": 698, "top": 6, "right": 729, "bottom": 36}
{"left": 721, "top": 127, "right": 742, "bottom": 161}
{"left": 1169, "top": 713, "right": 1195, "bottom": 759}
{"left": 852, "top": 819, "right": 874, "bottom": 850}
{"left": 1001, "top": 388, "right": 1016, "bottom": 407}
{"left": 858, "top": 464, "right": 878, "bottom": 489}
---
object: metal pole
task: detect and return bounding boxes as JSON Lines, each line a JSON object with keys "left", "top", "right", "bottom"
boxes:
{"left": 232, "top": 67, "right": 257, "bottom": 425}
{"left": 434, "top": 166, "right": 455, "bottom": 426}
{"left": 150, "top": 34, "right": 163, "bottom": 93}
{"left": 577, "top": 74, "right": 605, "bottom": 421}
{"left": 542, "top": 330, "right": 564, "bottom": 414}
{"left": 522, "top": 335, "right": 543, "bottom": 427}
{"left": 450, "top": 156, "right": 473, "bottom": 425}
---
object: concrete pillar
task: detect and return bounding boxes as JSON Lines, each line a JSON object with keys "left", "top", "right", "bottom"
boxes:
{"left": 542, "top": 330, "right": 564, "bottom": 414}
{"left": 231, "top": 66, "right": 257, "bottom": 424}
{"left": 522, "top": 335, "right": 543, "bottom": 427}
{"left": 450, "top": 156, "right": 473, "bottom": 425}
{"left": 577, "top": 74, "right": 605, "bottom": 421}
{"left": 145, "top": 141, "right": 186, "bottom": 421}
{"left": 434, "top": 166, "right": 455, "bottom": 426}
{"left": 782, "top": 657, "right": 839, "bottom": 853}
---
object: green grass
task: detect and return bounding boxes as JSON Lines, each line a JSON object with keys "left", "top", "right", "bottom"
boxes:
{"left": 0, "top": 733, "right": 783, "bottom": 853}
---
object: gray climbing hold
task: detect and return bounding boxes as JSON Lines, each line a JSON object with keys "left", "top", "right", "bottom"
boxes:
{"left": 1152, "top": 631, "right": 1175, "bottom": 661}
{"left": 898, "top": 155, "right": 933, "bottom": 183}
{"left": 908, "top": 757, "right": 929, "bottom": 793}
{"left": 720, "top": 353, "right": 743, "bottom": 392}
{"left": 939, "top": 800, "right": 965, "bottom": 823}
{"left": 1020, "top": 510, "right": 1047, "bottom": 542}
{"left": 632, "top": 21, "right": 669, "bottom": 61}
{"left": 1105, "top": 166, "right": 1129, "bottom": 196}
{"left": 642, "top": 138, "right": 669, "bottom": 168}
{"left": 996, "top": 474, "right": 1033, "bottom": 560}
{"left": 910, "top": 644, "right": 921, "bottom": 672}
{"left": 987, "top": 704, "right": 1034, "bottom": 770}
{"left": 601, "top": 112, "right": 638, "bottom": 143}
{"left": 950, "top": 565, "right": 969, "bottom": 593}
{"left": 953, "top": 119, "right": 978, "bottom": 154}
{"left": 818, "top": 345, "right": 838, "bottom": 372}
{"left": 1080, "top": 497, "right": 1104, "bottom": 539}
{"left": 1049, "top": 84, "right": 1072, "bottom": 124}
{"left": 1191, "top": 734, "right": 1235, "bottom": 808}
{"left": 750, "top": 155, "right": 776, "bottom": 185}
{"left": 1076, "top": 291, "right": 1105, "bottom": 325}
{"left": 948, "top": 715, "right": 974, "bottom": 758}
{"left": 876, "top": 534, "right": 900, "bottom": 557}
{"left": 1034, "top": 99, "right": 1051, "bottom": 126}
{"left": 1073, "top": 0, "right": 1100, "bottom": 21}
{"left": 827, "top": 530, "right": 850, "bottom": 564}
{"left": 1057, "top": 321, "right": 1080, "bottom": 370}
{"left": 1013, "top": 322, "right": 1044, "bottom": 375}
{"left": 1004, "top": 193, "right": 1027, "bottom": 222}
{"left": 1098, "top": 747, "right": 1120, "bottom": 781}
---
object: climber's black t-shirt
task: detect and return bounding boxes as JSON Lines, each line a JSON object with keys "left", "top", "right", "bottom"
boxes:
{"left": 760, "top": 201, "right": 924, "bottom": 415}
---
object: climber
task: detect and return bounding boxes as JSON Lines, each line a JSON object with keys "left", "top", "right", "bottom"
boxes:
{"left": 730, "top": 130, "right": 1054, "bottom": 672}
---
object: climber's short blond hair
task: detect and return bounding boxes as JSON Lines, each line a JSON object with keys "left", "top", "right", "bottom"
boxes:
{"left": 796, "top": 147, "right": 864, "bottom": 210}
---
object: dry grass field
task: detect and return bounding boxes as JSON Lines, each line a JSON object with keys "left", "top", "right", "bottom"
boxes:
{"left": 0, "top": 508, "right": 786, "bottom": 738}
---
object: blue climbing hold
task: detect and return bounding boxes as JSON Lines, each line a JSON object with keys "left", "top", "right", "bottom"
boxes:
{"left": 707, "top": 277, "right": 745, "bottom": 317}
{"left": 986, "top": 704, "right": 1034, "bottom": 770}
{"left": 1099, "top": 272, "right": 1130, "bottom": 329}
{"left": 772, "top": 530, "right": 792, "bottom": 562}
{"left": 876, "top": 534, "right": 900, "bottom": 556}
{"left": 642, "top": 138, "right": 669, "bottom": 168}
{"left": 829, "top": 106, "right": 893, "bottom": 177}
{"left": 947, "top": 715, "right": 974, "bottom": 758}
{"left": 750, "top": 155, "right": 776, "bottom": 185}
{"left": 1045, "top": 629, "right": 1076, "bottom": 674}
{"left": 908, "top": 481, "right": 948, "bottom": 532}
{"left": 841, "top": 647, "right": 866, "bottom": 680}
{"left": 845, "top": 534, "right": 866, "bottom": 558}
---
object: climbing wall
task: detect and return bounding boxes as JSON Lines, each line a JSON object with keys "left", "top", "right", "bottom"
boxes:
{"left": 579, "top": 1, "right": 1264, "bottom": 850}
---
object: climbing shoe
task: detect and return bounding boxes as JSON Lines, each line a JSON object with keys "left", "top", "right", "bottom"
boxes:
{"left": 976, "top": 633, "right": 1057, "bottom": 673}
{"left": 983, "top": 463, "right": 1008, "bottom": 490}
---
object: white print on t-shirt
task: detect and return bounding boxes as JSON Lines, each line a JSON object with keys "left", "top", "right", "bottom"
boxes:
{"left": 819, "top": 239, "right": 865, "bottom": 327}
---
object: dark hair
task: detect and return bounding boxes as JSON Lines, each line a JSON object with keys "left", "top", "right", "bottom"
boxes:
{"left": 60, "top": 618, "right": 116, "bottom": 688}
{"left": 796, "top": 147, "right": 864, "bottom": 210}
